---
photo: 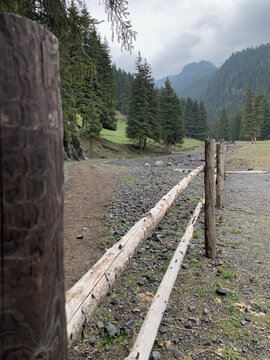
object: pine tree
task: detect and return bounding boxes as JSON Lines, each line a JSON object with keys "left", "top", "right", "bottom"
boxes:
{"left": 242, "top": 85, "right": 256, "bottom": 141}
{"left": 158, "top": 79, "right": 184, "bottom": 152}
{"left": 183, "top": 97, "right": 195, "bottom": 138}
{"left": 126, "top": 54, "right": 158, "bottom": 153}
{"left": 197, "top": 101, "right": 208, "bottom": 140}
{"left": 230, "top": 110, "right": 242, "bottom": 141}
{"left": 261, "top": 99, "right": 270, "bottom": 139}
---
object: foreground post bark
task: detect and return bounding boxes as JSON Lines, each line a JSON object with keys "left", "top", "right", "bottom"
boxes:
{"left": 0, "top": 14, "right": 67, "bottom": 358}
{"left": 66, "top": 165, "right": 204, "bottom": 342}
{"left": 205, "top": 139, "right": 216, "bottom": 258}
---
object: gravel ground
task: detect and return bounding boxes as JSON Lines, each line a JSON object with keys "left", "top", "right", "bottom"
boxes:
{"left": 68, "top": 145, "right": 270, "bottom": 360}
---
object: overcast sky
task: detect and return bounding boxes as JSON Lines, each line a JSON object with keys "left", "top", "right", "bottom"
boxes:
{"left": 86, "top": 0, "right": 270, "bottom": 79}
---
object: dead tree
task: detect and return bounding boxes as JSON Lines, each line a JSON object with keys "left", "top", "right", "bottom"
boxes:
{"left": 0, "top": 13, "right": 67, "bottom": 359}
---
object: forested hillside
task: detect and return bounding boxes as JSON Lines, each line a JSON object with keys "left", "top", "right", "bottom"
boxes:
{"left": 204, "top": 44, "right": 270, "bottom": 121}
{"left": 113, "top": 66, "right": 134, "bottom": 115}
{"left": 155, "top": 61, "right": 217, "bottom": 99}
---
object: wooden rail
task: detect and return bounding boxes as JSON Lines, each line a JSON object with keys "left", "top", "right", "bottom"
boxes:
{"left": 125, "top": 199, "right": 204, "bottom": 360}
{"left": 65, "top": 165, "right": 204, "bottom": 342}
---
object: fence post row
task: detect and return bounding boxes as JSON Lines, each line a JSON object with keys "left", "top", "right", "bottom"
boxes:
{"left": 204, "top": 139, "right": 216, "bottom": 258}
{"left": 0, "top": 13, "right": 67, "bottom": 358}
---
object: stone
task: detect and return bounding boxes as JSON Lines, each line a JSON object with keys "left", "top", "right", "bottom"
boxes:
{"left": 216, "top": 287, "right": 228, "bottom": 296}
{"left": 124, "top": 319, "right": 135, "bottom": 330}
{"left": 76, "top": 234, "right": 84, "bottom": 239}
{"left": 104, "top": 323, "right": 119, "bottom": 337}
{"left": 203, "top": 307, "right": 209, "bottom": 315}
{"left": 159, "top": 326, "right": 168, "bottom": 334}
{"left": 132, "top": 308, "right": 141, "bottom": 314}
{"left": 155, "top": 160, "right": 163, "bottom": 166}
{"left": 145, "top": 163, "right": 151, "bottom": 167}
{"left": 97, "top": 321, "right": 104, "bottom": 329}
{"left": 185, "top": 321, "right": 193, "bottom": 329}
{"left": 173, "top": 349, "right": 180, "bottom": 358}
{"left": 151, "top": 351, "right": 162, "bottom": 360}
{"left": 182, "top": 263, "right": 189, "bottom": 269}
{"left": 188, "top": 305, "right": 196, "bottom": 312}
{"left": 188, "top": 317, "right": 197, "bottom": 324}
{"left": 110, "top": 298, "right": 118, "bottom": 305}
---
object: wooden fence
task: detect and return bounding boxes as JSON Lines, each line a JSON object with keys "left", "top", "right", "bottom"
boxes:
{"left": 1, "top": 13, "right": 227, "bottom": 360}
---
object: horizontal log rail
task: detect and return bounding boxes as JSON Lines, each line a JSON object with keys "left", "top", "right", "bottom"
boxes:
{"left": 226, "top": 170, "right": 268, "bottom": 174}
{"left": 125, "top": 199, "right": 204, "bottom": 360}
{"left": 65, "top": 164, "right": 204, "bottom": 342}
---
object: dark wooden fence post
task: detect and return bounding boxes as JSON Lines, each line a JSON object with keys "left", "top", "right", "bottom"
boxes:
{"left": 0, "top": 13, "right": 67, "bottom": 358}
{"left": 216, "top": 142, "right": 225, "bottom": 209}
{"left": 205, "top": 139, "right": 216, "bottom": 258}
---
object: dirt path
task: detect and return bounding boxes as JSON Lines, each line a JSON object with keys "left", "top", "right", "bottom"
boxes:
{"left": 64, "top": 162, "right": 120, "bottom": 290}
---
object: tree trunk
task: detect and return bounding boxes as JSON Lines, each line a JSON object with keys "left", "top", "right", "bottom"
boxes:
{"left": 0, "top": 13, "right": 67, "bottom": 359}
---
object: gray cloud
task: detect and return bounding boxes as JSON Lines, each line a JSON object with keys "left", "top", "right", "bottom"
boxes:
{"left": 87, "top": 0, "right": 270, "bottom": 77}
{"left": 152, "top": 33, "right": 201, "bottom": 79}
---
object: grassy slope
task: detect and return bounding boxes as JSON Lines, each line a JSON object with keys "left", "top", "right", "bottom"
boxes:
{"left": 228, "top": 140, "right": 270, "bottom": 170}
{"left": 98, "top": 119, "right": 203, "bottom": 158}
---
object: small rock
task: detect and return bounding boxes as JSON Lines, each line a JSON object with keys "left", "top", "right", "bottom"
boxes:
{"left": 203, "top": 308, "right": 209, "bottom": 315}
{"left": 173, "top": 338, "right": 179, "bottom": 344}
{"left": 104, "top": 323, "right": 119, "bottom": 337}
{"left": 145, "top": 163, "right": 151, "bottom": 167}
{"left": 241, "top": 320, "right": 247, "bottom": 326}
{"left": 97, "top": 321, "right": 104, "bottom": 329}
{"left": 182, "top": 263, "right": 189, "bottom": 270}
{"left": 124, "top": 320, "right": 135, "bottom": 330}
{"left": 110, "top": 298, "right": 118, "bottom": 305}
{"left": 216, "top": 287, "right": 228, "bottom": 296}
{"left": 155, "top": 160, "right": 163, "bottom": 166}
{"left": 89, "top": 335, "right": 97, "bottom": 346}
{"left": 132, "top": 308, "right": 141, "bottom": 314}
{"left": 245, "top": 317, "right": 251, "bottom": 322}
{"left": 188, "top": 305, "right": 196, "bottom": 312}
{"left": 76, "top": 234, "right": 84, "bottom": 239}
{"left": 151, "top": 351, "right": 162, "bottom": 360}
{"left": 173, "top": 349, "right": 180, "bottom": 358}
{"left": 167, "top": 162, "right": 173, "bottom": 166}
{"left": 188, "top": 317, "right": 197, "bottom": 324}
{"left": 159, "top": 326, "right": 168, "bottom": 334}
{"left": 185, "top": 321, "right": 193, "bottom": 329}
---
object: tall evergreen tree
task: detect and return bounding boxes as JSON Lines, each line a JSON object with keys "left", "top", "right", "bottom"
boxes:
{"left": 230, "top": 110, "right": 242, "bottom": 141}
{"left": 126, "top": 54, "right": 157, "bottom": 153}
{"left": 261, "top": 99, "right": 270, "bottom": 140}
{"left": 183, "top": 97, "right": 195, "bottom": 138}
{"left": 242, "top": 85, "right": 256, "bottom": 141}
{"left": 197, "top": 101, "right": 208, "bottom": 140}
{"left": 158, "top": 79, "right": 184, "bottom": 152}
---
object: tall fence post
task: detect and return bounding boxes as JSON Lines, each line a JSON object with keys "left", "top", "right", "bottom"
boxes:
{"left": 216, "top": 142, "right": 225, "bottom": 209}
{"left": 0, "top": 13, "right": 67, "bottom": 358}
{"left": 205, "top": 139, "right": 216, "bottom": 258}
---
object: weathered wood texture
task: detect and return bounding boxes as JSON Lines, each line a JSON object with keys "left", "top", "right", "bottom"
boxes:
{"left": 66, "top": 165, "right": 204, "bottom": 342}
{"left": 0, "top": 14, "right": 67, "bottom": 359}
{"left": 226, "top": 170, "right": 268, "bottom": 174}
{"left": 205, "top": 139, "right": 216, "bottom": 258}
{"left": 125, "top": 199, "right": 204, "bottom": 360}
{"left": 216, "top": 142, "right": 225, "bottom": 209}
